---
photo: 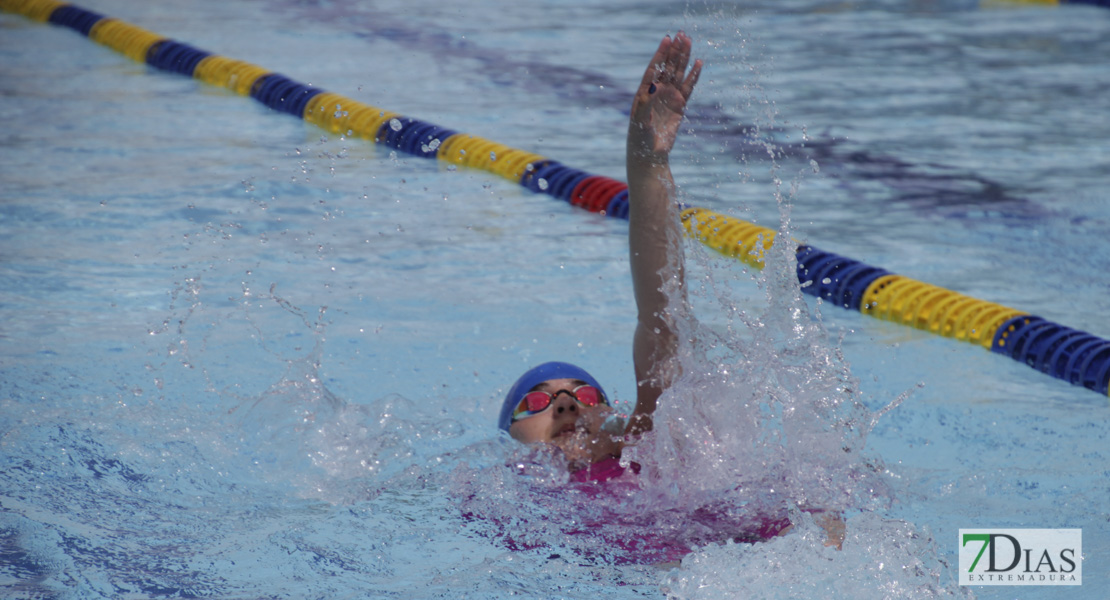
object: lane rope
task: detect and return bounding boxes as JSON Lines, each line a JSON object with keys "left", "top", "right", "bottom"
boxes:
{"left": 5, "top": 0, "right": 1107, "bottom": 398}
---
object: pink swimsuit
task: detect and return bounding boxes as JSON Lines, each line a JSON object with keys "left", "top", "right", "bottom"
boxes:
{"left": 567, "top": 456, "right": 792, "bottom": 564}
{"left": 569, "top": 455, "right": 640, "bottom": 483}
{"left": 459, "top": 455, "right": 791, "bottom": 565}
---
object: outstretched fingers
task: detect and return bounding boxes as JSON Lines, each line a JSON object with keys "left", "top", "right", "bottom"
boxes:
{"left": 654, "top": 32, "right": 701, "bottom": 102}
{"left": 663, "top": 32, "right": 690, "bottom": 85}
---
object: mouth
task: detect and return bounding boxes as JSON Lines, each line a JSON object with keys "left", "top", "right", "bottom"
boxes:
{"left": 554, "top": 423, "right": 578, "bottom": 438}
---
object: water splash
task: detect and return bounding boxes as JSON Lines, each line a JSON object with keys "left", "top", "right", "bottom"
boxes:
{"left": 139, "top": 223, "right": 967, "bottom": 597}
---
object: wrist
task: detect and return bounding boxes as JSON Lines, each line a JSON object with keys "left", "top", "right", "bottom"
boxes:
{"left": 626, "top": 149, "right": 670, "bottom": 170}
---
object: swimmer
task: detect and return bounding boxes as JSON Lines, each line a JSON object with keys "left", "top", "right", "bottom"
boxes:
{"left": 497, "top": 31, "right": 700, "bottom": 471}
{"left": 496, "top": 32, "right": 845, "bottom": 550}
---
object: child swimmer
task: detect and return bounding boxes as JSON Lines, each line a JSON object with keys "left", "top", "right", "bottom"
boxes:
{"left": 497, "top": 32, "right": 845, "bottom": 549}
{"left": 499, "top": 31, "right": 699, "bottom": 465}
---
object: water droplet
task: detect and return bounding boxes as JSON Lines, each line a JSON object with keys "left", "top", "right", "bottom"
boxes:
{"left": 389, "top": 118, "right": 402, "bottom": 131}
{"left": 489, "top": 151, "right": 497, "bottom": 161}
{"left": 538, "top": 178, "right": 549, "bottom": 190}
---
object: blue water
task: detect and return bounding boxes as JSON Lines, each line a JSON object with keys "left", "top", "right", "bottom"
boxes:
{"left": 2, "top": 0, "right": 1109, "bottom": 598}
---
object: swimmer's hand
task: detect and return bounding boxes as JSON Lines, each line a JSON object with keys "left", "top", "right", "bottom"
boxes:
{"left": 628, "top": 31, "right": 702, "bottom": 164}
{"left": 817, "top": 511, "right": 846, "bottom": 551}
{"left": 776, "top": 511, "right": 846, "bottom": 550}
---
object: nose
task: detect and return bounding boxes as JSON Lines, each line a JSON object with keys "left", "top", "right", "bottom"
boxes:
{"left": 552, "top": 392, "right": 578, "bottom": 415}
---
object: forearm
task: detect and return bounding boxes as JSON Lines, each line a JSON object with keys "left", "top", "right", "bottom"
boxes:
{"left": 626, "top": 150, "right": 684, "bottom": 436}
{"left": 626, "top": 154, "right": 683, "bottom": 331}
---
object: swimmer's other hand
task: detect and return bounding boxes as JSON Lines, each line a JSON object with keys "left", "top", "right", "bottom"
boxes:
{"left": 817, "top": 512, "right": 846, "bottom": 551}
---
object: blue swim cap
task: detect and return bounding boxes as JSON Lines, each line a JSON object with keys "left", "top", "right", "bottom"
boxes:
{"left": 498, "top": 361, "right": 606, "bottom": 432}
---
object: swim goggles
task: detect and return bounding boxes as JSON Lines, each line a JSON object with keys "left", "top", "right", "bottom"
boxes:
{"left": 511, "top": 384, "right": 607, "bottom": 422}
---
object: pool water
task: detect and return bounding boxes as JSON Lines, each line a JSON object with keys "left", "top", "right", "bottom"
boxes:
{"left": 2, "top": 0, "right": 1108, "bottom": 598}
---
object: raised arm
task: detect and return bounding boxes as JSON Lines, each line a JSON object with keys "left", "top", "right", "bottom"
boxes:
{"left": 625, "top": 33, "right": 702, "bottom": 437}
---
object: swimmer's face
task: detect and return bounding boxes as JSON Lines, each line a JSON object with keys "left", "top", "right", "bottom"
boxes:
{"left": 508, "top": 378, "right": 622, "bottom": 465}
